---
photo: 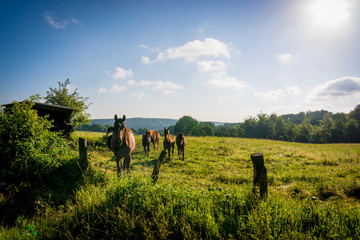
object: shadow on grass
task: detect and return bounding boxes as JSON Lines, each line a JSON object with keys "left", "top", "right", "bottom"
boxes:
{"left": 0, "top": 158, "right": 102, "bottom": 227}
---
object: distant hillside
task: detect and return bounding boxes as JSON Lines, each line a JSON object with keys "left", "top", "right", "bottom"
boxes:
{"left": 91, "top": 118, "right": 178, "bottom": 130}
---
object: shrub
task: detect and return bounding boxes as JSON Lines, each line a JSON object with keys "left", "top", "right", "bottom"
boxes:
{"left": 0, "top": 100, "right": 72, "bottom": 186}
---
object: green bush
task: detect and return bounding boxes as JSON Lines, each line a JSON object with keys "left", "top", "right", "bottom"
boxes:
{"left": 0, "top": 100, "right": 71, "bottom": 186}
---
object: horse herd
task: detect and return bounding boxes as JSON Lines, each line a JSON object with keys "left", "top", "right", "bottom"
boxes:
{"left": 107, "top": 114, "right": 187, "bottom": 174}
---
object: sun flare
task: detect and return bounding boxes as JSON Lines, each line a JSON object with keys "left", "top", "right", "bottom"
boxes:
{"left": 310, "top": 0, "right": 350, "bottom": 27}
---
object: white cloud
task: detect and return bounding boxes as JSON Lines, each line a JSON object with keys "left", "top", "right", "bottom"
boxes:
{"left": 97, "top": 84, "right": 126, "bottom": 94}
{"left": 131, "top": 92, "right": 145, "bottom": 100}
{"left": 112, "top": 67, "right": 134, "bottom": 80}
{"left": 43, "top": 11, "right": 68, "bottom": 29}
{"left": 197, "top": 60, "right": 226, "bottom": 73}
{"left": 109, "top": 84, "right": 126, "bottom": 93}
{"left": 71, "top": 18, "right": 83, "bottom": 26}
{"left": 254, "top": 89, "right": 285, "bottom": 101}
{"left": 276, "top": 53, "right": 292, "bottom": 63}
{"left": 308, "top": 77, "right": 360, "bottom": 101}
{"left": 141, "top": 56, "right": 151, "bottom": 65}
{"left": 153, "top": 81, "right": 184, "bottom": 91}
{"left": 126, "top": 80, "right": 184, "bottom": 95}
{"left": 97, "top": 88, "right": 108, "bottom": 94}
{"left": 144, "top": 38, "right": 230, "bottom": 64}
{"left": 208, "top": 72, "right": 248, "bottom": 90}
{"left": 138, "top": 44, "right": 159, "bottom": 52}
{"left": 285, "top": 86, "right": 301, "bottom": 95}
{"left": 43, "top": 11, "right": 82, "bottom": 29}
{"left": 127, "top": 79, "right": 152, "bottom": 86}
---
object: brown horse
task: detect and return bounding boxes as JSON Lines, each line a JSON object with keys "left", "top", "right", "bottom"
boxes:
{"left": 176, "top": 133, "right": 187, "bottom": 160}
{"left": 142, "top": 130, "right": 151, "bottom": 157}
{"left": 149, "top": 130, "right": 160, "bottom": 151}
{"left": 163, "top": 127, "right": 175, "bottom": 159}
{"left": 107, "top": 114, "right": 136, "bottom": 174}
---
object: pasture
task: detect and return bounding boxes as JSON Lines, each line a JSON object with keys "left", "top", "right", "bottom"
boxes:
{"left": 1, "top": 131, "right": 360, "bottom": 239}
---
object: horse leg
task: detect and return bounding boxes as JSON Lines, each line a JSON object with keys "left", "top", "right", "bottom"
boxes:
{"left": 124, "top": 155, "right": 132, "bottom": 172}
{"left": 182, "top": 147, "right": 185, "bottom": 160}
{"left": 171, "top": 144, "right": 174, "bottom": 159}
{"left": 116, "top": 156, "right": 122, "bottom": 175}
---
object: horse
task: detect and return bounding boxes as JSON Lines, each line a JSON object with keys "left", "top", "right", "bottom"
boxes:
{"left": 163, "top": 127, "right": 175, "bottom": 159}
{"left": 149, "top": 130, "right": 160, "bottom": 151}
{"left": 107, "top": 114, "right": 136, "bottom": 174}
{"left": 176, "top": 132, "right": 187, "bottom": 160}
{"left": 142, "top": 130, "right": 151, "bottom": 157}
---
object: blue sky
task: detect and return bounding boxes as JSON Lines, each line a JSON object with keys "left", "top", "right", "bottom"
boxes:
{"left": 1, "top": 0, "right": 360, "bottom": 122}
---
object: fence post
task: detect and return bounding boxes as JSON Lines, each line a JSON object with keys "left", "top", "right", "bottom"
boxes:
{"left": 79, "top": 137, "right": 88, "bottom": 171}
{"left": 152, "top": 150, "right": 167, "bottom": 183}
{"left": 251, "top": 153, "right": 268, "bottom": 198}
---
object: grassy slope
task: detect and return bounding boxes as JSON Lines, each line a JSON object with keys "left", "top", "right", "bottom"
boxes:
{"left": 2, "top": 132, "right": 360, "bottom": 239}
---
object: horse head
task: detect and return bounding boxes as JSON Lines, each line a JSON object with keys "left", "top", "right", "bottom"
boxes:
{"left": 145, "top": 130, "right": 151, "bottom": 143}
{"left": 164, "top": 127, "right": 170, "bottom": 139}
{"left": 114, "top": 114, "right": 126, "bottom": 145}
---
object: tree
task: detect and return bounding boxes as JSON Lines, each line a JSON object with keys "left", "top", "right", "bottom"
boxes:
{"left": 295, "top": 119, "right": 312, "bottom": 143}
{"left": 347, "top": 118, "right": 359, "bottom": 143}
{"left": 174, "top": 116, "right": 199, "bottom": 135}
{"left": 284, "top": 121, "right": 295, "bottom": 142}
{"left": 45, "top": 79, "right": 91, "bottom": 126}
{"left": 349, "top": 104, "right": 360, "bottom": 123}
{"left": 274, "top": 116, "right": 285, "bottom": 140}
{"left": 200, "top": 122, "right": 215, "bottom": 136}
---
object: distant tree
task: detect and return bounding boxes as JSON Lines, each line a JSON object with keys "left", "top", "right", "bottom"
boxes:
{"left": 256, "top": 114, "right": 270, "bottom": 139}
{"left": 332, "top": 113, "right": 347, "bottom": 143}
{"left": 274, "top": 116, "right": 285, "bottom": 140}
{"left": 347, "top": 118, "right": 359, "bottom": 143}
{"left": 349, "top": 104, "right": 360, "bottom": 123}
{"left": 174, "top": 116, "right": 199, "bottom": 135}
{"left": 295, "top": 119, "right": 312, "bottom": 143}
{"left": 200, "top": 122, "right": 215, "bottom": 136}
{"left": 319, "top": 113, "right": 334, "bottom": 143}
{"left": 44, "top": 79, "right": 91, "bottom": 127}
{"left": 284, "top": 121, "right": 295, "bottom": 142}
{"left": 242, "top": 117, "right": 257, "bottom": 138}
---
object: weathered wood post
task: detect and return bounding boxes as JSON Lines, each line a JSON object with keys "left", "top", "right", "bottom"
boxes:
{"left": 152, "top": 150, "right": 167, "bottom": 183}
{"left": 251, "top": 153, "right": 268, "bottom": 198}
{"left": 79, "top": 137, "right": 88, "bottom": 171}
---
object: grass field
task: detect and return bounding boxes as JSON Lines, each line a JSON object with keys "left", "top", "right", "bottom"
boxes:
{"left": 1, "top": 131, "right": 360, "bottom": 239}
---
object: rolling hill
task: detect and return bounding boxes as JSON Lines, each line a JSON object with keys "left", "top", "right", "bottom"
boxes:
{"left": 91, "top": 118, "right": 178, "bottom": 130}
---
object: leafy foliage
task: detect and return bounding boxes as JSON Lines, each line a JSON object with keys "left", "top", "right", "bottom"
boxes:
{"left": 44, "top": 79, "right": 91, "bottom": 126}
{"left": 0, "top": 100, "right": 72, "bottom": 185}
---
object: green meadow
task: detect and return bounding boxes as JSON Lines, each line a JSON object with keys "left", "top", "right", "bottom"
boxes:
{"left": 1, "top": 131, "right": 360, "bottom": 239}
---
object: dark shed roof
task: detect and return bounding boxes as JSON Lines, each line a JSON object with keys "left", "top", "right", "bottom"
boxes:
{"left": 1, "top": 102, "right": 77, "bottom": 132}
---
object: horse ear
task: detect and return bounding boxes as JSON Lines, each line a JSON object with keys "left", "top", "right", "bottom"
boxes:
{"left": 114, "top": 114, "right": 118, "bottom": 120}
{"left": 123, "top": 115, "right": 126, "bottom": 121}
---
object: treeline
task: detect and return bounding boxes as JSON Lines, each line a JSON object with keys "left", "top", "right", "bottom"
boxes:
{"left": 170, "top": 104, "right": 360, "bottom": 143}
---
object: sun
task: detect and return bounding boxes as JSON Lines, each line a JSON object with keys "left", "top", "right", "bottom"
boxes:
{"left": 310, "top": 0, "right": 350, "bottom": 27}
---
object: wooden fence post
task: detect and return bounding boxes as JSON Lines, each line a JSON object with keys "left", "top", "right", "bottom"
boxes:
{"left": 251, "top": 153, "right": 268, "bottom": 198}
{"left": 79, "top": 137, "right": 88, "bottom": 171}
{"left": 152, "top": 150, "right": 167, "bottom": 183}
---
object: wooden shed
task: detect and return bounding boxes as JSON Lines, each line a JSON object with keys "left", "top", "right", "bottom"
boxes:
{"left": 2, "top": 101, "right": 77, "bottom": 138}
